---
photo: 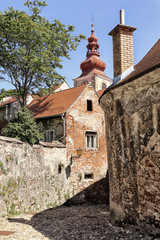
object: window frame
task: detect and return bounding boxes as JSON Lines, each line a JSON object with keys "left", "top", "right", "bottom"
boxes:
{"left": 84, "top": 173, "right": 94, "bottom": 180}
{"left": 102, "top": 83, "right": 106, "bottom": 89}
{"left": 45, "top": 129, "right": 55, "bottom": 142}
{"left": 87, "top": 99, "right": 93, "bottom": 111}
{"left": 85, "top": 130, "right": 98, "bottom": 149}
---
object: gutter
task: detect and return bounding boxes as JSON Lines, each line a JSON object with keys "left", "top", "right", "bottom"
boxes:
{"left": 57, "top": 113, "right": 66, "bottom": 141}
{"left": 34, "top": 114, "right": 62, "bottom": 120}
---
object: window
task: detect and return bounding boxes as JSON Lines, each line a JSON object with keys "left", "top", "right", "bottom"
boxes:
{"left": 46, "top": 130, "right": 55, "bottom": 142}
{"left": 58, "top": 164, "right": 62, "bottom": 174}
{"left": 87, "top": 100, "right": 92, "bottom": 111}
{"left": 102, "top": 83, "right": 106, "bottom": 89}
{"left": 84, "top": 173, "right": 94, "bottom": 179}
{"left": 85, "top": 131, "right": 98, "bottom": 149}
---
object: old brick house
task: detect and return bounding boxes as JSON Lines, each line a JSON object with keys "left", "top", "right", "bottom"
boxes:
{"left": 0, "top": 26, "right": 110, "bottom": 204}
{"left": 100, "top": 10, "right": 160, "bottom": 235}
{"left": 0, "top": 82, "right": 69, "bottom": 133}
{"left": 28, "top": 83, "right": 108, "bottom": 202}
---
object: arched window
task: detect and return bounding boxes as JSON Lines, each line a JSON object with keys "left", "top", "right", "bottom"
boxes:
{"left": 102, "top": 83, "right": 106, "bottom": 89}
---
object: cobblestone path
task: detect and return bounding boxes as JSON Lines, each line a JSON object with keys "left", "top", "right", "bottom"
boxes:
{"left": 0, "top": 204, "right": 158, "bottom": 240}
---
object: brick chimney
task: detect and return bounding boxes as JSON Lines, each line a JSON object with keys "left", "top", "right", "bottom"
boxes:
{"left": 109, "top": 10, "right": 137, "bottom": 83}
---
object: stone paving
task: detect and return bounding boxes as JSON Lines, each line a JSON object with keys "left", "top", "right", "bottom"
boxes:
{"left": 0, "top": 204, "right": 159, "bottom": 240}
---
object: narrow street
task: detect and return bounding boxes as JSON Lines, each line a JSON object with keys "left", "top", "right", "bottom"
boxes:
{"left": 0, "top": 204, "right": 156, "bottom": 240}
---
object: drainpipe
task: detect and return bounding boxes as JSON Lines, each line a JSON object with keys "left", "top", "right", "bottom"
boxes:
{"left": 57, "top": 113, "right": 66, "bottom": 141}
{"left": 5, "top": 105, "right": 8, "bottom": 121}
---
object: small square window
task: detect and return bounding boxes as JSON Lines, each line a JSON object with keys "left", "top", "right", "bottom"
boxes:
{"left": 84, "top": 173, "right": 94, "bottom": 179}
{"left": 87, "top": 100, "right": 92, "bottom": 111}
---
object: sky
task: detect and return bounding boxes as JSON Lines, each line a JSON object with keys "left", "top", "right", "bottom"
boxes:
{"left": 0, "top": 0, "right": 160, "bottom": 90}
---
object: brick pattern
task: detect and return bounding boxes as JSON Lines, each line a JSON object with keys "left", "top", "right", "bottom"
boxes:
{"left": 65, "top": 86, "right": 108, "bottom": 199}
{"left": 111, "top": 26, "right": 135, "bottom": 77}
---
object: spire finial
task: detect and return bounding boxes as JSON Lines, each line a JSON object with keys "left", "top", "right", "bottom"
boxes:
{"left": 91, "top": 14, "right": 94, "bottom": 32}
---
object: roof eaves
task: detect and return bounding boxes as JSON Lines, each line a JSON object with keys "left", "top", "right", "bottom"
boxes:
{"left": 99, "top": 64, "right": 160, "bottom": 103}
{"left": 34, "top": 113, "right": 63, "bottom": 120}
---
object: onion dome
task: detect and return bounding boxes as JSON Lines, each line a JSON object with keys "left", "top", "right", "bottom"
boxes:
{"left": 80, "top": 24, "right": 106, "bottom": 74}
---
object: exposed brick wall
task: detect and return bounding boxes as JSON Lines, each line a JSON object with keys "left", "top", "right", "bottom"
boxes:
{"left": 100, "top": 68, "right": 160, "bottom": 236}
{"left": 65, "top": 85, "right": 108, "bottom": 203}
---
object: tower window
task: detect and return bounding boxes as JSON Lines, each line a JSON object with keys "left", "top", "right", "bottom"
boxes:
{"left": 87, "top": 100, "right": 92, "bottom": 111}
{"left": 102, "top": 83, "right": 106, "bottom": 89}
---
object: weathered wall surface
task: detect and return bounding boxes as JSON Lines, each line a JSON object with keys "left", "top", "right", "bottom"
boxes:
{"left": 65, "top": 85, "right": 109, "bottom": 203}
{"left": 0, "top": 136, "right": 72, "bottom": 216}
{"left": 100, "top": 68, "right": 160, "bottom": 235}
{"left": 37, "top": 116, "right": 63, "bottom": 142}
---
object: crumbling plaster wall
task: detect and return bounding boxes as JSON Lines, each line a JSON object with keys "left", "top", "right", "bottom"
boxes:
{"left": 37, "top": 116, "right": 63, "bottom": 142}
{"left": 0, "top": 136, "right": 71, "bottom": 216}
{"left": 65, "top": 86, "right": 108, "bottom": 203}
{"left": 100, "top": 68, "right": 160, "bottom": 235}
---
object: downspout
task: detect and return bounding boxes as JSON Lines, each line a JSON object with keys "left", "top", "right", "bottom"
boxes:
{"left": 5, "top": 105, "right": 8, "bottom": 121}
{"left": 57, "top": 113, "right": 66, "bottom": 141}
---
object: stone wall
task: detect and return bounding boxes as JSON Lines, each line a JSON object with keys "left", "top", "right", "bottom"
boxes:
{"left": 100, "top": 68, "right": 160, "bottom": 236}
{"left": 0, "top": 136, "right": 71, "bottom": 216}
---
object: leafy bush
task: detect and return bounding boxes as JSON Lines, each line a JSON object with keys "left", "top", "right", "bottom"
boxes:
{"left": 2, "top": 107, "right": 42, "bottom": 144}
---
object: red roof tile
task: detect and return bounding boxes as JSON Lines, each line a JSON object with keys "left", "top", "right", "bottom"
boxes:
{"left": 77, "top": 68, "right": 111, "bottom": 79}
{"left": 97, "top": 88, "right": 107, "bottom": 97}
{"left": 28, "top": 84, "right": 88, "bottom": 118}
{"left": 0, "top": 97, "right": 17, "bottom": 108}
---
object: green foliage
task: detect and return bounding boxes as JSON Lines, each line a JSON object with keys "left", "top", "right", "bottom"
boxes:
{"left": 0, "top": 89, "right": 19, "bottom": 102}
{"left": 64, "top": 190, "right": 70, "bottom": 200}
{"left": 0, "top": 0, "right": 85, "bottom": 106}
{"left": 8, "top": 203, "right": 20, "bottom": 216}
{"left": 2, "top": 107, "right": 43, "bottom": 144}
{"left": 0, "top": 161, "right": 6, "bottom": 174}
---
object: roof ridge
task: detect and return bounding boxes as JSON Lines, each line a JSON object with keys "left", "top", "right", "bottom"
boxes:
{"left": 44, "top": 83, "right": 89, "bottom": 96}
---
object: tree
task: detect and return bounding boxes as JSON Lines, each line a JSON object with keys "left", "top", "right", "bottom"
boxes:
{"left": 2, "top": 107, "right": 43, "bottom": 144}
{"left": 0, "top": 0, "right": 85, "bottom": 106}
{"left": 0, "top": 88, "right": 19, "bottom": 102}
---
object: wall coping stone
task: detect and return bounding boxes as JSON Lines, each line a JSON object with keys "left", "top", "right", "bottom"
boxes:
{"left": 39, "top": 141, "right": 66, "bottom": 148}
{"left": 0, "top": 136, "right": 23, "bottom": 144}
{"left": 0, "top": 136, "right": 66, "bottom": 148}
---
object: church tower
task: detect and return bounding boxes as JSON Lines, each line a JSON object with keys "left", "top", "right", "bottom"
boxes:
{"left": 73, "top": 24, "right": 112, "bottom": 91}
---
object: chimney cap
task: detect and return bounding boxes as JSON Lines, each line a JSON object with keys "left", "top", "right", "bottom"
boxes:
{"left": 108, "top": 24, "right": 137, "bottom": 36}
{"left": 120, "top": 9, "right": 125, "bottom": 25}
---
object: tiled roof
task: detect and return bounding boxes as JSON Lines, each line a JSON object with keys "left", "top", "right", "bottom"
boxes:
{"left": 100, "top": 39, "right": 160, "bottom": 99}
{"left": 97, "top": 88, "right": 107, "bottom": 97}
{"left": 77, "top": 68, "right": 111, "bottom": 79}
{"left": 0, "top": 97, "right": 17, "bottom": 108}
{"left": 120, "top": 39, "right": 160, "bottom": 83}
{"left": 28, "top": 84, "right": 88, "bottom": 119}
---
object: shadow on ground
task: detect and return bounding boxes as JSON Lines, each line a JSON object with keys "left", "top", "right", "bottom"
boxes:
{"left": 7, "top": 175, "right": 153, "bottom": 240}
